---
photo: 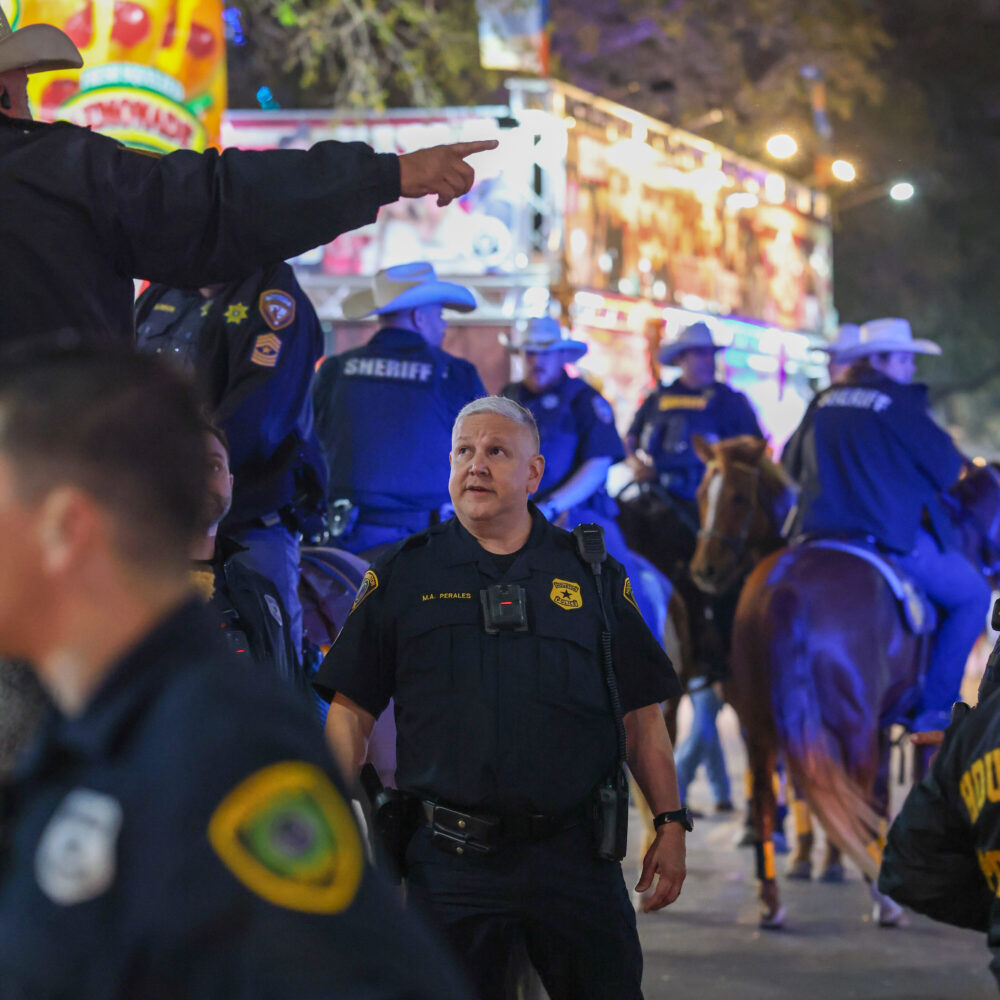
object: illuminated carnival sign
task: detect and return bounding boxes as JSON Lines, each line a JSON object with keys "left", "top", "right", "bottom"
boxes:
{"left": 20, "top": 0, "right": 225, "bottom": 150}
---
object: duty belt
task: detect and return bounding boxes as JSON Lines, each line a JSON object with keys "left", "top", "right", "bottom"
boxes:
{"left": 421, "top": 799, "right": 586, "bottom": 856}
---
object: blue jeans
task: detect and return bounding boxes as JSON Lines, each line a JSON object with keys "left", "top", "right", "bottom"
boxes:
{"left": 897, "top": 528, "right": 992, "bottom": 729}
{"left": 674, "top": 684, "right": 731, "bottom": 806}
{"left": 228, "top": 523, "right": 303, "bottom": 660}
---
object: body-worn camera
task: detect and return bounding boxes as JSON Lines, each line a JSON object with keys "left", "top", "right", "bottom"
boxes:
{"left": 480, "top": 584, "right": 529, "bottom": 634}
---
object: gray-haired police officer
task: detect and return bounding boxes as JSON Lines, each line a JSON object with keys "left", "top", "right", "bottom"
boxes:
{"left": 0, "top": 349, "right": 472, "bottom": 1000}
{"left": 317, "top": 395, "right": 689, "bottom": 1000}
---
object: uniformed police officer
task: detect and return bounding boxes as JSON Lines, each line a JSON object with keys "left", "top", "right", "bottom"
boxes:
{"left": 317, "top": 395, "right": 689, "bottom": 1000}
{"left": 313, "top": 261, "right": 486, "bottom": 555}
{"left": 781, "top": 317, "right": 991, "bottom": 733}
{"left": 501, "top": 316, "right": 671, "bottom": 637}
{"left": 0, "top": 348, "right": 472, "bottom": 1000}
{"left": 137, "top": 261, "right": 326, "bottom": 654}
{"left": 824, "top": 322, "right": 862, "bottom": 385}
{"left": 0, "top": 8, "right": 497, "bottom": 347}
{"left": 190, "top": 423, "right": 304, "bottom": 696}
{"left": 878, "top": 682, "right": 1000, "bottom": 987}
{"left": 625, "top": 320, "right": 763, "bottom": 546}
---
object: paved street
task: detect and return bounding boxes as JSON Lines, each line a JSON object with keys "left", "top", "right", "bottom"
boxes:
{"left": 628, "top": 701, "right": 997, "bottom": 1000}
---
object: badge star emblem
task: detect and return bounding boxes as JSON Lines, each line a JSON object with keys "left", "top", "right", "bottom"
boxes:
{"left": 224, "top": 302, "right": 249, "bottom": 324}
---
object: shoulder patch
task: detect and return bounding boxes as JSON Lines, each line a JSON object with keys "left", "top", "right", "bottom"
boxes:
{"left": 251, "top": 333, "right": 282, "bottom": 368}
{"left": 623, "top": 576, "right": 640, "bottom": 613}
{"left": 259, "top": 289, "right": 296, "bottom": 331}
{"left": 351, "top": 569, "right": 379, "bottom": 613}
{"left": 592, "top": 394, "right": 615, "bottom": 424}
{"left": 264, "top": 593, "right": 283, "bottom": 626}
{"left": 208, "top": 761, "right": 363, "bottom": 914}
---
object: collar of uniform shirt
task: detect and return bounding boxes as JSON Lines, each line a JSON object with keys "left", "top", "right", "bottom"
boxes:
{"left": 447, "top": 503, "right": 567, "bottom": 576}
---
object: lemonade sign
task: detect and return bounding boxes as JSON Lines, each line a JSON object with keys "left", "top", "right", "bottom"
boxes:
{"left": 19, "top": 0, "right": 225, "bottom": 150}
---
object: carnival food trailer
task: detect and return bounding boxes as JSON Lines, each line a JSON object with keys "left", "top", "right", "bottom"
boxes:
{"left": 223, "top": 79, "right": 832, "bottom": 451}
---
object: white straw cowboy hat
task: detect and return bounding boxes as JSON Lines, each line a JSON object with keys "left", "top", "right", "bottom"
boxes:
{"left": 837, "top": 317, "right": 942, "bottom": 361}
{"left": 822, "top": 323, "right": 861, "bottom": 357}
{"left": 658, "top": 321, "right": 720, "bottom": 365}
{"left": 508, "top": 316, "right": 588, "bottom": 362}
{"left": 0, "top": 5, "right": 82, "bottom": 75}
{"left": 341, "top": 261, "right": 476, "bottom": 320}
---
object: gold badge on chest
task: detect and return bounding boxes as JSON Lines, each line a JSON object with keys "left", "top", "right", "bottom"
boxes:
{"left": 550, "top": 578, "right": 583, "bottom": 610}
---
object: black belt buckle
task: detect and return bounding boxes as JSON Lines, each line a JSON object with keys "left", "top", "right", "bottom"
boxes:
{"left": 427, "top": 803, "right": 499, "bottom": 857}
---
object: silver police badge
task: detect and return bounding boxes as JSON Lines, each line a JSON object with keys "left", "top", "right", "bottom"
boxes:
{"left": 35, "top": 789, "right": 123, "bottom": 906}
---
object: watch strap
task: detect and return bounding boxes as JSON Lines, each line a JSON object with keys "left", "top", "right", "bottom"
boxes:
{"left": 653, "top": 808, "right": 693, "bottom": 832}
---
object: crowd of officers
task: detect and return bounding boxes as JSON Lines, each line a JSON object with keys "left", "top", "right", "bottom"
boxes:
{"left": 3, "top": 7, "right": 1000, "bottom": 998}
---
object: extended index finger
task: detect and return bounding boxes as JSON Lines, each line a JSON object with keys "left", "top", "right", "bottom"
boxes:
{"left": 447, "top": 139, "right": 500, "bottom": 157}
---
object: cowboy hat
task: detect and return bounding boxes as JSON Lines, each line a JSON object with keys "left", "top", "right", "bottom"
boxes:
{"left": 821, "top": 323, "right": 861, "bottom": 356}
{"left": 658, "top": 321, "right": 720, "bottom": 365}
{"left": 507, "top": 316, "right": 588, "bottom": 362}
{"left": 0, "top": 6, "right": 82, "bottom": 76}
{"left": 837, "top": 317, "right": 942, "bottom": 361}
{"left": 341, "top": 261, "right": 476, "bottom": 320}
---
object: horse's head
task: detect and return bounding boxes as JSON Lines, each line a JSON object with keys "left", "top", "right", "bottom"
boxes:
{"left": 950, "top": 462, "right": 1000, "bottom": 588}
{"left": 690, "top": 435, "right": 794, "bottom": 595}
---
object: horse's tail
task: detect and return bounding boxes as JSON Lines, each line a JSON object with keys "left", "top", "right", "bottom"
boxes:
{"left": 769, "top": 585, "right": 883, "bottom": 882}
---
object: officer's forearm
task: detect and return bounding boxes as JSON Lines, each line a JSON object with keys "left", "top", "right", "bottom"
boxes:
{"left": 545, "top": 457, "right": 611, "bottom": 514}
{"left": 324, "top": 695, "right": 375, "bottom": 786}
{"left": 625, "top": 704, "right": 682, "bottom": 814}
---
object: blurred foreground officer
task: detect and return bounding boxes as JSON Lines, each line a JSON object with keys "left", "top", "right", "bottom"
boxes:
{"left": 823, "top": 322, "right": 862, "bottom": 385}
{"left": 878, "top": 680, "right": 1000, "bottom": 987}
{"left": 626, "top": 321, "right": 762, "bottom": 544}
{"left": 313, "top": 262, "right": 486, "bottom": 555}
{"left": 0, "top": 7, "right": 497, "bottom": 346}
{"left": 0, "top": 349, "right": 472, "bottom": 1000}
{"left": 137, "top": 262, "right": 328, "bottom": 653}
{"left": 317, "top": 396, "right": 688, "bottom": 1000}
{"left": 782, "top": 317, "right": 990, "bottom": 733}
{"left": 189, "top": 423, "right": 304, "bottom": 695}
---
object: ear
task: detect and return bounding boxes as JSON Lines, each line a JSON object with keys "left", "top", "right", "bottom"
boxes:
{"left": 692, "top": 434, "right": 715, "bottom": 465}
{"left": 37, "top": 487, "right": 100, "bottom": 574}
{"left": 746, "top": 437, "right": 768, "bottom": 463}
{"left": 527, "top": 453, "right": 545, "bottom": 494}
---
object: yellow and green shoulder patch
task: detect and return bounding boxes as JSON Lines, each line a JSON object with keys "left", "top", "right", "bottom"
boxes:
{"left": 208, "top": 761, "right": 363, "bottom": 914}
{"left": 623, "top": 576, "right": 640, "bottom": 613}
{"left": 351, "top": 569, "right": 379, "bottom": 614}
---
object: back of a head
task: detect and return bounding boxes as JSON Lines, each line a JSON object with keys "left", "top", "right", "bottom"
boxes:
{"left": 0, "top": 348, "right": 208, "bottom": 573}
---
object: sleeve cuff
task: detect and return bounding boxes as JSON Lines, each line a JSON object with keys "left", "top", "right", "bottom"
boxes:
{"left": 373, "top": 152, "right": 401, "bottom": 205}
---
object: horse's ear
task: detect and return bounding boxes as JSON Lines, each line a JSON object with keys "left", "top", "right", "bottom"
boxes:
{"left": 692, "top": 434, "right": 715, "bottom": 464}
{"left": 747, "top": 437, "right": 769, "bottom": 463}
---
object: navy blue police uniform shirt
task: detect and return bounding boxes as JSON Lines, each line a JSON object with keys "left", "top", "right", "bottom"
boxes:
{"left": 878, "top": 690, "right": 1000, "bottom": 986}
{"left": 312, "top": 329, "right": 486, "bottom": 513}
{"left": 136, "top": 262, "right": 328, "bottom": 527}
{"left": 627, "top": 378, "right": 763, "bottom": 500}
{"left": 0, "top": 600, "right": 472, "bottom": 1000}
{"left": 781, "top": 371, "right": 964, "bottom": 553}
{"left": 314, "top": 507, "right": 680, "bottom": 816}
{"left": 502, "top": 374, "right": 624, "bottom": 500}
{"left": 0, "top": 114, "right": 400, "bottom": 347}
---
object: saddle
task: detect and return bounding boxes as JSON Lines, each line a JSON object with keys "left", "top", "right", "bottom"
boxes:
{"left": 792, "top": 536, "right": 936, "bottom": 635}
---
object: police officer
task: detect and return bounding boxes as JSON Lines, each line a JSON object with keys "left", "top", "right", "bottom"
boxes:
{"left": 878, "top": 680, "right": 1000, "bottom": 986}
{"left": 318, "top": 395, "right": 689, "bottom": 1000}
{"left": 501, "top": 316, "right": 671, "bottom": 636}
{"left": 781, "top": 317, "right": 991, "bottom": 733}
{"left": 824, "top": 322, "right": 862, "bottom": 385}
{"left": 0, "top": 8, "right": 497, "bottom": 346}
{"left": 313, "top": 261, "right": 486, "bottom": 555}
{"left": 137, "top": 261, "right": 326, "bottom": 654}
{"left": 0, "top": 348, "right": 472, "bottom": 1000}
{"left": 625, "top": 320, "right": 763, "bottom": 549}
{"left": 190, "top": 423, "right": 304, "bottom": 696}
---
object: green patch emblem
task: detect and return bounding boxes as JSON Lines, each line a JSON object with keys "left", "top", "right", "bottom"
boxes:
{"left": 208, "top": 761, "right": 363, "bottom": 914}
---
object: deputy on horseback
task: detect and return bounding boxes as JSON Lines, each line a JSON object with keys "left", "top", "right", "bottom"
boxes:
{"left": 625, "top": 321, "right": 763, "bottom": 556}
{"left": 782, "top": 317, "right": 991, "bottom": 733}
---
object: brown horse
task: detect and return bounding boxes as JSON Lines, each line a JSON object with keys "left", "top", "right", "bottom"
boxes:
{"left": 690, "top": 439, "right": 1000, "bottom": 927}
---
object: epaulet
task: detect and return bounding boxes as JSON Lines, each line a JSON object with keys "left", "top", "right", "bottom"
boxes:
{"left": 377, "top": 524, "right": 438, "bottom": 565}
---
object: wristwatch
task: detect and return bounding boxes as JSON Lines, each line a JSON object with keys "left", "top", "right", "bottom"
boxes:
{"left": 653, "top": 807, "right": 694, "bottom": 832}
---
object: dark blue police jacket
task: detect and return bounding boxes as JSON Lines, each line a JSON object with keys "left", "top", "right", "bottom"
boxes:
{"left": 312, "top": 328, "right": 485, "bottom": 513}
{"left": 0, "top": 601, "right": 472, "bottom": 1000}
{"left": 781, "top": 372, "right": 964, "bottom": 553}
{"left": 627, "top": 378, "right": 762, "bottom": 499}
{"left": 135, "top": 262, "right": 328, "bottom": 529}
{"left": 502, "top": 373, "right": 624, "bottom": 501}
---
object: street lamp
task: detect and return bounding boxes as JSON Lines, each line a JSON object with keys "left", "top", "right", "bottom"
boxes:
{"left": 835, "top": 179, "right": 917, "bottom": 213}
{"left": 889, "top": 181, "right": 915, "bottom": 202}
{"left": 766, "top": 133, "right": 798, "bottom": 159}
{"left": 831, "top": 159, "right": 856, "bottom": 182}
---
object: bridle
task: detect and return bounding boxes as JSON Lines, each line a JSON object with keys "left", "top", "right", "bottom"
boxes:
{"left": 696, "top": 460, "right": 765, "bottom": 565}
